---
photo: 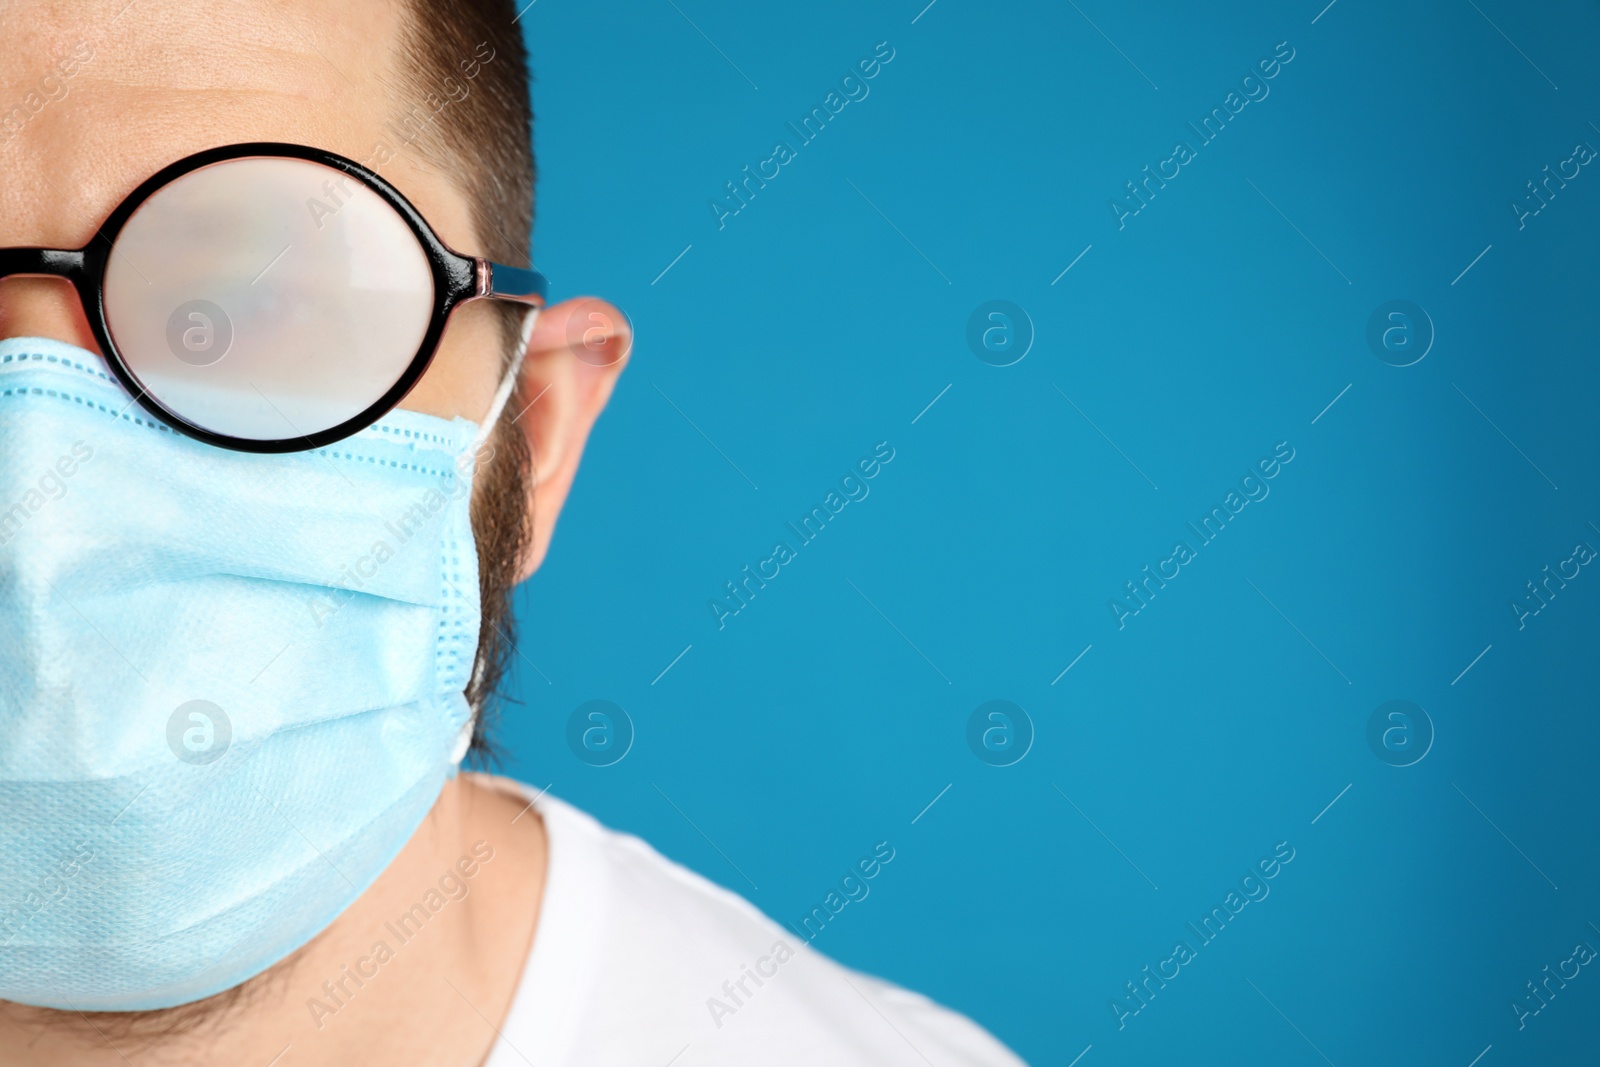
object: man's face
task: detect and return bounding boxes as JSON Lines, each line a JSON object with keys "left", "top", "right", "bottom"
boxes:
{"left": 0, "top": 0, "right": 629, "bottom": 1037}
{"left": 1, "top": 0, "right": 508, "bottom": 431}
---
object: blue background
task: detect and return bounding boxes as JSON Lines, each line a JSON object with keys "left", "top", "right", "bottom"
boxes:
{"left": 499, "top": 1, "right": 1600, "bottom": 1063}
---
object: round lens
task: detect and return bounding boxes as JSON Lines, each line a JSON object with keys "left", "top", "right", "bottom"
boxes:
{"left": 102, "top": 156, "right": 435, "bottom": 443}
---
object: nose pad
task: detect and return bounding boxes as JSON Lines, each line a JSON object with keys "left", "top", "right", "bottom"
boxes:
{"left": 0, "top": 275, "right": 101, "bottom": 354}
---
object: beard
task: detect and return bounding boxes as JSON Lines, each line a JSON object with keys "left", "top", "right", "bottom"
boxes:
{"left": 462, "top": 374, "right": 536, "bottom": 770}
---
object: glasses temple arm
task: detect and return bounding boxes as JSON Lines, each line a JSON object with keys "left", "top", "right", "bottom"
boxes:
{"left": 472, "top": 259, "right": 548, "bottom": 308}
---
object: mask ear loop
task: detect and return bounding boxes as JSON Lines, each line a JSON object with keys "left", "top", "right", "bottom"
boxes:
{"left": 452, "top": 305, "right": 540, "bottom": 769}
{"left": 467, "top": 306, "right": 538, "bottom": 457}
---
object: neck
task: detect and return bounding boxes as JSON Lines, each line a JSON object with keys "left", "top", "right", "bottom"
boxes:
{"left": 0, "top": 774, "right": 547, "bottom": 1067}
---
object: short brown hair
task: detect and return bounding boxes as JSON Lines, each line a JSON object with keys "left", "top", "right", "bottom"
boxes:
{"left": 396, "top": 0, "right": 536, "bottom": 308}
{"left": 397, "top": 0, "right": 539, "bottom": 765}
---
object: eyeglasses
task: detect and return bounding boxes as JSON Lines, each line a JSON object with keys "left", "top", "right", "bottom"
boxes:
{"left": 0, "top": 142, "right": 548, "bottom": 453}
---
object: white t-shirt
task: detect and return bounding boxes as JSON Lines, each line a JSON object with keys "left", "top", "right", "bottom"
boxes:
{"left": 479, "top": 777, "right": 1026, "bottom": 1066}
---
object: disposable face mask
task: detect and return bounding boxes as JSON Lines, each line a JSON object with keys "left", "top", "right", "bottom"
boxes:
{"left": 0, "top": 325, "right": 528, "bottom": 1011}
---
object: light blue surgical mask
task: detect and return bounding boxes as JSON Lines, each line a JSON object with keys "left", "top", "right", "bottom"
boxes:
{"left": 0, "top": 327, "right": 527, "bottom": 1012}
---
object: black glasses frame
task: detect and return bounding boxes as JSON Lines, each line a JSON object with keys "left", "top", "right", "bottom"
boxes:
{"left": 0, "top": 141, "right": 548, "bottom": 454}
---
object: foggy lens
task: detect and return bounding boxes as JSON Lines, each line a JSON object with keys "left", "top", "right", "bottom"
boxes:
{"left": 102, "top": 156, "right": 435, "bottom": 442}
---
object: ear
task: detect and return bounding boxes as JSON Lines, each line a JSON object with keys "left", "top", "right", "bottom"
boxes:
{"left": 508, "top": 296, "right": 631, "bottom": 581}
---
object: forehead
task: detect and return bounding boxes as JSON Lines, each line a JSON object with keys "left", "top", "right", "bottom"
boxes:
{"left": 0, "top": 0, "right": 477, "bottom": 254}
